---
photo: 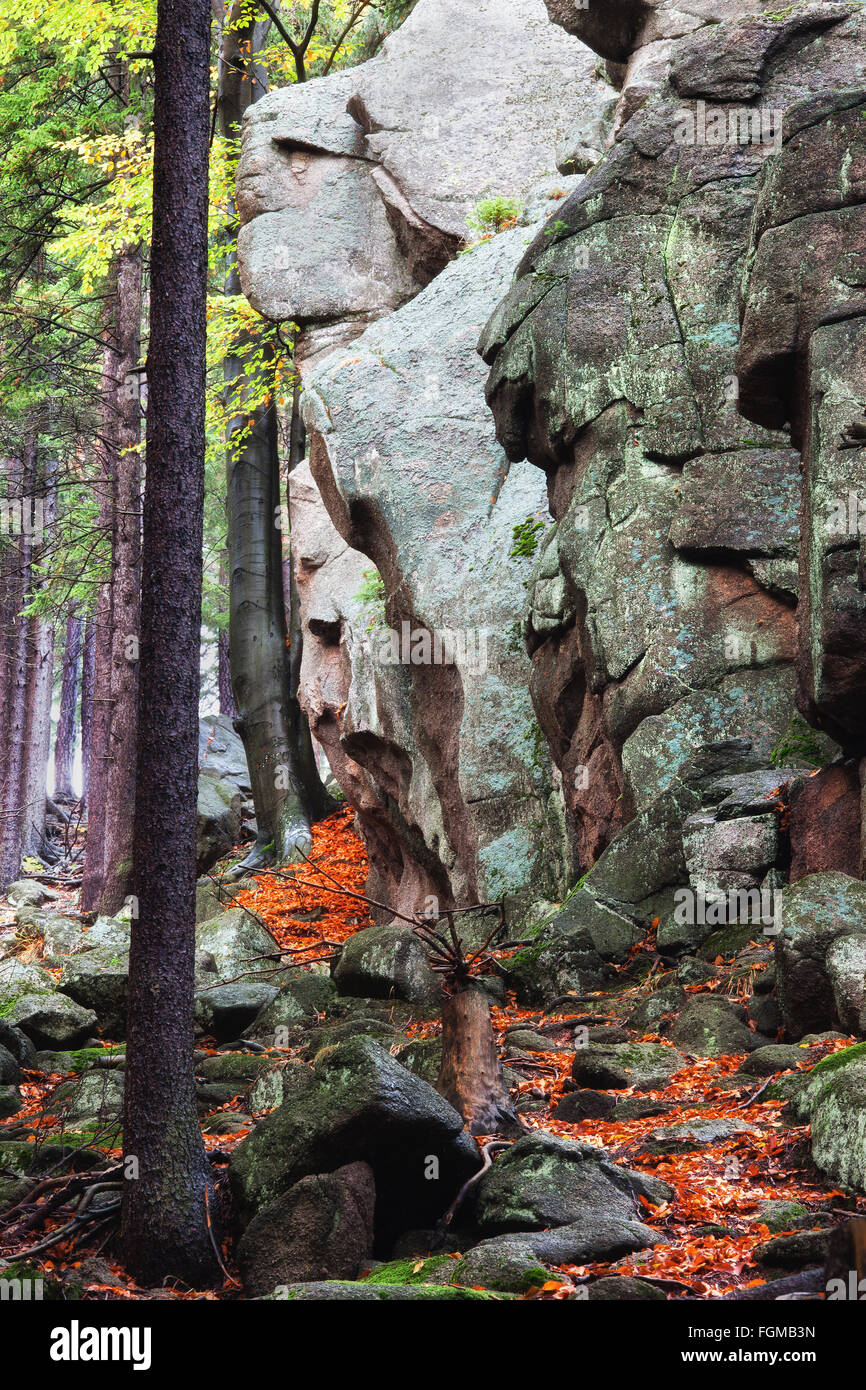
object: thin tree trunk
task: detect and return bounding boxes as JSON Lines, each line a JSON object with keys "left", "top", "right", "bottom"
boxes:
{"left": 221, "top": 10, "right": 330, "bottom": 877}
{"left": 54, "top": 604, "right": 82, "bottom": 800}
{"left": 80, "top": 613, "right": 95, "bottom": 804}
{"left": 217, "top": 562, "right": 235, "bottom": 717}
{"left": 437, "top": 981, "right": 518, "bottom": 1136}
{"left": 20, "top": 454, "right": 57, "bottom": 861}
{"left": 120, "top": 0, "right": 218, "bottom": 1286}
{"left": 80, "top": 239, "right": 144, "bottom": 913}
{"left": 99, "top": 246, "right": 143, "bottom": 914}
{"left": 0, "top": 444, "right": 35, "bottom": 890}
{"left": 80, "top": 301, "right": 122, "bottom": 912}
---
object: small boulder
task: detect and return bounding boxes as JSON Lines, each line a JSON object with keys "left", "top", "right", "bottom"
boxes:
{"left": 7, "top": 993, "right": 97, "bottom": 1049}
{"left": 194, "top": 982, "right": 279, "bottom": 1041}
{"left": 0, "top": 1044, "right": 21, "bottom": 1085}
{"left": 229, "top": 1038, "right": 478, "bottom": 1249}
{"left": 59, "top": 949, "right": 129, "bottom": 1039}
{"left": 473, "top": 1131, "right": 644, "bottom": 1234}
{"left": 571, "top": 1042, "right": 687, "bottom": 1091}
{"left": 237, "top": 1161, "right": 376, "bottom": 1296}
{"left": 669, "top": 996, "right": 765, "bottom": 1056}
{"left": 332, "top": 925, "right": 439, "bottom": 1005}
{"left": 739, "top": 1044, "right": 808, "bottom": 1077}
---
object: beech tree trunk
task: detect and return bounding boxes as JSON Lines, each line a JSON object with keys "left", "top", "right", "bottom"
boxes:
{"left": 0, "top": 446, "right": 34, "bottom": 890}
{"left": 217, "top": 563, "right": 236, "bottom": 717}
{"left": 120, "top": 0, "right": 218, "bottom": 1286}
{"left": 221, "top": 5, "right": 330, "bottom": 877}
{"left": 80, "top": 612, "right": 95, "bottom": 804}
{"left": 100, "top": 248, "right": 143, "bottom": 914}
{"left": 53, "top": 604, "right": 82, "bottom": 800}
{"left": 437, "top": 980, "right": 519, "bottom": 1136}
{"left": 80, "top": 242, "right": 143, "bottom": 913}
{"left": 20, "top": 455, "right": 57, "bottom": 861}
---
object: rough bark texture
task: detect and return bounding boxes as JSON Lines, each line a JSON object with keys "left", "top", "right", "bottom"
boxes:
{"left": 437, "top": 980, "right": 517, "bottom": 1137}
{"left": 222, "top": 5, "right": 330, "bottom": 876}
{"left": 120, "top": 0, "right": 218, "bottom": 1287}
{"left": 53, "top": 604, "right": 82, "bottom": 800}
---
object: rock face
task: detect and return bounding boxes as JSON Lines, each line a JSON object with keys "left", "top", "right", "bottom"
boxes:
{"left": 300, "top": 226, "right": 573, "bottom": 918}
{"left": 482, "top": 0, "right": 866, "bottom": 869}
{"left": 237, "top": 0, "right": 612, "bottom": 334}
{"left": 238, "top": 0, "right": 618, "bottom": 920}
{"left": 775, "top": 873, "right": 866, "bottom": 1040}
{"left": 197, "top": 715, "right": 253, "bottom": 874}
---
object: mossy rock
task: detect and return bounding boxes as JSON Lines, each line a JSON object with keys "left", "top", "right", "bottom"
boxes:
{"left": 197, "top": 1051, "right": 281, "bottom": 1083}
{"left": 265, "top": 1280, "right": 506, "bottom": 1301}
{"left": 697, "top": 924, "right": 762, "bottom": 961}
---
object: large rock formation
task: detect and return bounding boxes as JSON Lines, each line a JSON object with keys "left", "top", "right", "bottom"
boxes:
{"left": 239, "top": 0, "right": 618, "bottom": 918}
{"left": 481, "top": 0, "right": 865, "bottom": 868}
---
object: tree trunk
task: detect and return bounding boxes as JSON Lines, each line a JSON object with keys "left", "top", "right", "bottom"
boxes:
{"left": 0, "top": 445, "right": 35, "bottom": 890}
{"left": 80, "top": 296, "right": 122, "bottom": 911}
{"left": 80, "top": 242, "right": 143, "bottom": 913}
{"left": 217, "top": 562, "right": 235, "bottom": 717}
{"left": 54, "top": 604, "right": 82, "bottom": 800}
{"left": 99, "top": 247, "right": 143, "bottom": 915}
{"left": 437, "top": 980, "right": 518, "bottom": 1136}
{"left": 20, "top": 454, "right": 57, "bottom": 862}
{"left": 120, "top": 0, "right": 218, "bottom": 1287}
{"left": 220, "top": 6, "right": 330, "bottom": 877}
{"left": 80, "top": 612, "right": 95, "bottom": 804}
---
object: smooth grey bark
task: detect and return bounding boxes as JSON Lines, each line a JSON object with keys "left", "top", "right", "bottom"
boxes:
{"left": 221, "top": 3, "right": 331, "bottom": 878}
{"left": 53, "top": 603, "right": 82, "bottom": 800}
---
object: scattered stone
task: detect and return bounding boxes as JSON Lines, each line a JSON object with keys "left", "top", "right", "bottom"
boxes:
{"left": 571, "top": 1042, "right": 687, "bottom": 1091}
{"left": 237, "top": 1162, "right": 376, "bottom": 1296}
{"left": 332, "top": 925, "right": 440, "bottom": 1005}
{"left": 194, "top": 982, "right": 279, "bottom": 1041}
{"left": 633, "top": 1119, "right": 756, "bottom": 1158}
{"left": 473, "top": 1131, "right": 644, "bottom": 1235}
{"left": 553, "top": 1089, "right": 616, "bottom": 1122}
{"left": 669, "top": 997, "right": 765, "bottom": 1057}
{"left": 6, "top": 994, "right": 97, "bottom": 1050}
{"left": 739, "top": 1045, "right": 809, "bottom": 1078}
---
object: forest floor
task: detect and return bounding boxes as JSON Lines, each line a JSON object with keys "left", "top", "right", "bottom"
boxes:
{"left": 0, "top": 805, "right": 862, "bottom": 1300}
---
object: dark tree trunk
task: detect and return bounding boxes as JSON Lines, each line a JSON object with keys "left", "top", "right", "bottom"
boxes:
{"left": 120, "top": 0, "right": 218, "bottom": 1286}
{"left": 437, "top": 980, "right": 518, "bottom": 1136}
{"left": 80, "top": 612, "right": 95, "bottom": 804}
{"left": 54, "top": 604, "right": 82, "bottom": 800}
{"left": 221, "top": 6, "right": 331, "bottom": 879}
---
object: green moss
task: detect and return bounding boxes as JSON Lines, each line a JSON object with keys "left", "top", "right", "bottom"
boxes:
{"left": 361, "top": 1255, "right": 457, "bottom": 1286}
{"left": 808, "top": 1042, "right": 866, "bottom": 1078}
